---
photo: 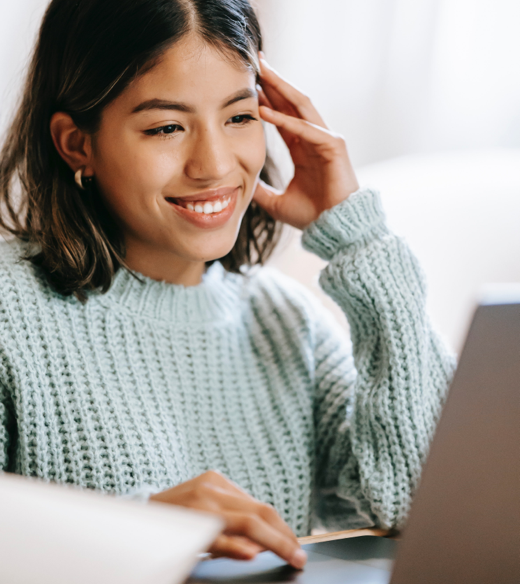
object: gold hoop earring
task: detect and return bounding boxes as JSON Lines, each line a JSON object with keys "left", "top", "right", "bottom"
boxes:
{"left": 75, "top": 169, "right": 85, "bottom": 190}
{"left": 74, "top": 169, "right": 93, "bottom": 190}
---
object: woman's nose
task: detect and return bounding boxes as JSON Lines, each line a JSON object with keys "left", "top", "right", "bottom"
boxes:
{"left": 184, "top": 127, "right": 235, "bottom": 182}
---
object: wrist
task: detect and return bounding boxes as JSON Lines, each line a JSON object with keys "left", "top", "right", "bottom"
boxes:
{"left": 121, "top": 484, "right": 160, "bottom": 504}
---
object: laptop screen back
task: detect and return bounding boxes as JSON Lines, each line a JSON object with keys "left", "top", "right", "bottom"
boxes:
{"left": 391, "top": 300, "right": 520, "bottom": 584}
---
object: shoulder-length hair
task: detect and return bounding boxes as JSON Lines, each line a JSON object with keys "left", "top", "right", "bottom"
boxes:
{"left": 0, "top": 0, "right": 282, "bottom": 301}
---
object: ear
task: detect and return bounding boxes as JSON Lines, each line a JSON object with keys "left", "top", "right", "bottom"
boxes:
{"left": 49, "top": 112, "right": 94, "bottom": 177}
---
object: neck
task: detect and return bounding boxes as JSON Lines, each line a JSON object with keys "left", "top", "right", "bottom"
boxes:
{"left": 123, "top": 240, "right": 207, "bottom": 286}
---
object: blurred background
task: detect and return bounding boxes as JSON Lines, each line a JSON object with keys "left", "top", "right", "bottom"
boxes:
{"left": 1, "top": 0, "right": 519, "bottom": 350}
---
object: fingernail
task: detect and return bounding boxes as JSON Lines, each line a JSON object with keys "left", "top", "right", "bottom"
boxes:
{"left": 291, "top": 549, "right": 307, "bottom": 569}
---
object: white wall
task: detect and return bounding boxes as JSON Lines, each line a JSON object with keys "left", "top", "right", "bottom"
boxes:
{"left": 268, "top": 149, "right": 520, "bottom": 352}
{"left": 254, "top": 0, "right": 520, "bottom": 168}
{"left": 0, "top": 0, "right": 49, "bottom": 135}
{"left": 3, "top": 1, "right": 519, "bottom": 159}
{"left": 254, "top": 0, "right": 520, "bottom": 351}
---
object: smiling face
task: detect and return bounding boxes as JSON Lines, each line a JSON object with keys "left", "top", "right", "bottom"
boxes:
{"left": 89, "top": 34, "right": 266, "bottom": 283}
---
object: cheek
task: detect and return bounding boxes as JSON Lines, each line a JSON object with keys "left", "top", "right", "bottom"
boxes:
{"left": 239, "top": 126, "right": 267, "bottom": 192}
{"left": 92, "top": 130, "right": 180, "bottom": 213}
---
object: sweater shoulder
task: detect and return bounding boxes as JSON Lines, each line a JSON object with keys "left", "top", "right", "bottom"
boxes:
{"left": 0, "top": 238, "right": 25, "bottom": 266}
{"left": 0, "top": 238, "right": 31, "bottom": 285}
{"left": 0, "top": 238, "right": 54, "bottom": 308}
{"left": 240, "top": 265, "right": 333, "bottom": 344}
{"left": 244, "top": 265, "right": 322, "bottom": 317}
{"left": 243, "top": 265, "right": 350, "bottom": 349}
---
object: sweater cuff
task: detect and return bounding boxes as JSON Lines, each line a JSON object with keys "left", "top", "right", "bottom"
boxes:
{"left": 119, "top": 484, "right": 159, "bottom": 504}
{"left": 301, "top": 188, "right": 389, "bottom": 261}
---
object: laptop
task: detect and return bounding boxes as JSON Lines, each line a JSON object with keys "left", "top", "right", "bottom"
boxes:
{"left": 0, "top": 473, "right": 223, "bottom": 584}
{"left": 188, "top": 288, "right": 520, "bottom": 584}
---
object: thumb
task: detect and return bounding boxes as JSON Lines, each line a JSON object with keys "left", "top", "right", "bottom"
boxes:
{"left": 252, "top": 179, "right": 284, "bottom": 218}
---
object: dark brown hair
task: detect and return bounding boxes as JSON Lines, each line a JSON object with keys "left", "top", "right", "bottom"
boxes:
{"left": 0, "top": 0, "right": 282, "bottom": 300}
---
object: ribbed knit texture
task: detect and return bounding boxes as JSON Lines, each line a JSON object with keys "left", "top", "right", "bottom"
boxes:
{"left": 0, "top": 188, "right": 455, "bottom": 533}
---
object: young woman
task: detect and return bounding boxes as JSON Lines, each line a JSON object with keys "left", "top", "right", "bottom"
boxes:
{"left": 0, "top": 0, "right": 455, "bottom": 569}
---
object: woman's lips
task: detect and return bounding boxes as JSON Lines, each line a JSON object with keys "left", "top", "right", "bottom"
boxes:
{"left": 169, "top": 186, "right": 238, "bottom": 203}
{"left": 165, "top": 187, "right": 239, "bottom": 229}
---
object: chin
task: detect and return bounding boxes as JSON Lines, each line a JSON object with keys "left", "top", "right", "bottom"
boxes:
{"left": 174, "top": 234, "right": 239, "bottom": 265}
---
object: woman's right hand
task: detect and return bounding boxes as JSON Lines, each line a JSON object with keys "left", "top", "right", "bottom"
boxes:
{"left": 149, "top": 470, "right": 307, "bottom": 569}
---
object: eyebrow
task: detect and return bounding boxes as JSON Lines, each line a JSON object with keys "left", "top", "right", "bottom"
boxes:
{"left": 131, "top": 88, "right": 258, "bottom": 114}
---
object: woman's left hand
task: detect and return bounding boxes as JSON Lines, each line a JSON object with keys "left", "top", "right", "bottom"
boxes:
{"left": 254, "top": 56, "right": 359, "bottom": 231}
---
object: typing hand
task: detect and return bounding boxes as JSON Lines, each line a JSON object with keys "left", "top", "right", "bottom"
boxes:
{"left": 150, "top": 470, "right": 307, "bottom": 569}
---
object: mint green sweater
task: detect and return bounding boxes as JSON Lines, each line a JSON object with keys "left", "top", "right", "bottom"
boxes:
{"left": 0, "top": 188, "right": 455, "bottom": 534}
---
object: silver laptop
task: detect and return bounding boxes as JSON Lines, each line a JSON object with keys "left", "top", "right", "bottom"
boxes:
{"left": 188, "top": 290, "right": 520, "bottom": 584}
{"left": 0, "top": 473, "right": 223, "bottom": 584}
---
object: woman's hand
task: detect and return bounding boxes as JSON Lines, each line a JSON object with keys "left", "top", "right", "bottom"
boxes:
{"left": 254, "top": 55, "right": 359, "bottom": 231}
{"left": 149, "top": 470, "right": 307, "bottom": 569}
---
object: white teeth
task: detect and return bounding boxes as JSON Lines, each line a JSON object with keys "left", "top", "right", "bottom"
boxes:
{"left": 179, "top": 196, "right": 231, "bottom": 213}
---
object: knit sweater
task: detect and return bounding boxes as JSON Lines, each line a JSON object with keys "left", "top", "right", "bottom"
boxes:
{"left": 0, "top": 188, "right": 455, "bottom": 534}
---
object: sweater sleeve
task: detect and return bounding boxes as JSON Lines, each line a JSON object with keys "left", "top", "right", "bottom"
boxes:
{"left": 302, "top": 188, "right": 456, "bottom": 530}
{"left": 0, "top": 382, "right": 14, "bottom": 472}
{"left": 118, "top": 484, "right": 159, "bottom": 503}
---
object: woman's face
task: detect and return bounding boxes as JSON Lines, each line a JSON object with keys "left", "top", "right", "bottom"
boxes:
{"left": 90, "top": 34, "right": 266, "bottom": 280}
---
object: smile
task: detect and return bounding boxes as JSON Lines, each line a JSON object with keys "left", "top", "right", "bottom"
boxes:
{"left": 172, "top": 195, "right": 231, "bottom": 215}
{"left": 165, "top": 187, "right": 239, "bottom": 228}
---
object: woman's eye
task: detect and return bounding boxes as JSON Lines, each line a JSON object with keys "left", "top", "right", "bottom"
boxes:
{"left": 145, "top": 124, "right": 183, "bottom": 136}
{"left": 229, "top": 114, "right": 256, "bottom": 125}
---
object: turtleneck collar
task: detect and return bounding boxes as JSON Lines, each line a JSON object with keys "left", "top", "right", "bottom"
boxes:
{"left": 96, "top": 262, "right": 243, "bottom": 323}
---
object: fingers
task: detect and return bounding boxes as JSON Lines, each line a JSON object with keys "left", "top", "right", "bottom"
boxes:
{"left": 253, "top": 179, "right": 283, "bottom": 218}
{"left": 259, "top": 58, "right": 327, "bottom": 129}
{"left": 209, "top": 534, "right": 264, "bottom": 561}
{"left": 150, "top": 470, "right": 305, "bottom": 568}
{"left": 257, "top": 83, "right": 298, "bottom": 149}
{"left": 195, "top": 473, "right": 303, "bottom": 565}
{"left": 196, "top": 474, "right": 299, "bottom": 546}
{"left": 260, "top": 105, "right": 344, "bottom": 155}
{"left": 223, "top": 510, "right": 307, "bottom": 569}
{"left": 257, "top": 500, "right": 299, "bottom": 547}
{"left": 258, "top": 67, "right": 301, "bottom": 120}
{"left": 256, "top": 84, "right": 274, "bottom": 110}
